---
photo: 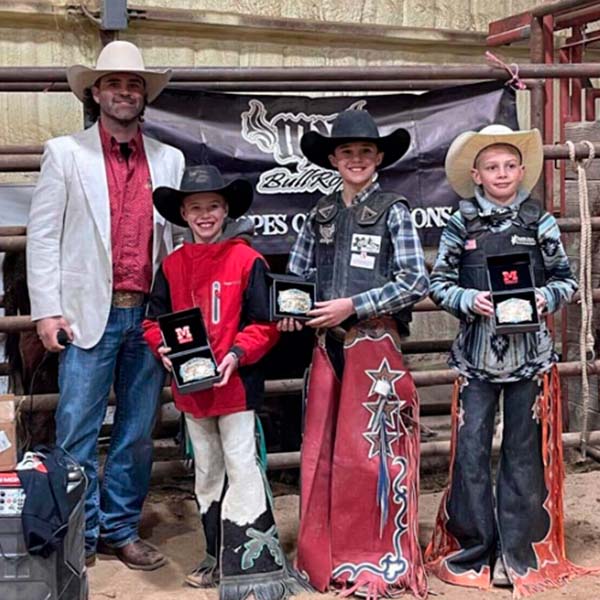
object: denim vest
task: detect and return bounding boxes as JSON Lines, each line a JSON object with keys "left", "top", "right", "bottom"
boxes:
{"left": 313, "top": 191, "right": 412, "bottom": 328}
{"left": 458, "top": 196, "right": 546, "bottom": 294}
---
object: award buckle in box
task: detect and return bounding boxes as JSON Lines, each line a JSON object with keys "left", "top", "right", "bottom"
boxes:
{"left": 486, "top": 253, "right": 540, "bottom": 335}
{"left": 158, "top": 308, "right": 221, "bottom": 393}
{"left": 268, "top": 274, "right": 317, "bottom": 321}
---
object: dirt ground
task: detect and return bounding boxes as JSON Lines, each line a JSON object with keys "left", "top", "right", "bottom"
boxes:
{"left": 88, "top": 461, "right": 600, "bottom": 600}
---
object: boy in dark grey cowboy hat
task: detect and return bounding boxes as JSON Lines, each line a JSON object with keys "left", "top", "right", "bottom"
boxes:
{"left": 280, "top": 109, "right": 429, "bottom": 598}
{"left": 143, "top": 165, "right": 311, "bottom": 599}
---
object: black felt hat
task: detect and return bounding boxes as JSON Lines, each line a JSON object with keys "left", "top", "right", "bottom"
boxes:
{"left": 300, "top": 109, "right": 411, "bottom": 171}
{"left": 153, "top": 165, "right": 254, "bottom": 226}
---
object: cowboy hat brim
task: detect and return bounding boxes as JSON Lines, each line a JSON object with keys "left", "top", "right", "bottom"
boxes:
{"left": 66, "top": 65, "right": 171, "bottom": 103}
{"left": 153, "top": 178, "right": 254, "bottom": 227}
{"left": 445, "top": 128, "right": 543, "bottom": 198}
{"left": 300, "top": 128, "right": 411, "bottom": 171}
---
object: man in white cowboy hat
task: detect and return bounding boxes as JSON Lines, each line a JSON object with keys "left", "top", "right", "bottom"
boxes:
{"left": 26, "top": 40, "right": 184, "bottom": 570}
{"left": 424, "top": 125, "right": 591, "bottom": 594}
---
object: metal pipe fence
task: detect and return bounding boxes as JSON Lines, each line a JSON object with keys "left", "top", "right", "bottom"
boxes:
{"left": 149, "top": 429, "right": 600, "bottom": 474}
{"left": 1, "top": 63, "right": 600, "bottom": 83}
{"left": 2, "top": 143, "right": 597, "bottom": 172}
{"left": 11, "top": 360, "right": 600, "bottom": 413}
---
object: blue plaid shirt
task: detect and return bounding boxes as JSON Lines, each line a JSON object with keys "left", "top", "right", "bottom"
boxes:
{"left": 287, "top": 182, "right": 429, "bottom": 320}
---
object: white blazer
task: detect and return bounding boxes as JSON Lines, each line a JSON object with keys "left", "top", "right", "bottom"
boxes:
{"left": 26, "top": 122, "right": 185, "bottom": 348}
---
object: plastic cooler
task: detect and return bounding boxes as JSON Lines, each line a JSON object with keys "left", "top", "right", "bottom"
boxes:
{"left": 0, "top": 461, "right": 88, "bottom": 600}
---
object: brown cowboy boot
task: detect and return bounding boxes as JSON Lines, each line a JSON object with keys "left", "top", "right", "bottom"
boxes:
{"left": 97, "top": 539, "right": 167, "bottom": 571}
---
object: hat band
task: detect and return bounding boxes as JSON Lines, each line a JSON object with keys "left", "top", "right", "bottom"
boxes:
{"left": 473, "top": 143, "right": 523, "bottom": 168}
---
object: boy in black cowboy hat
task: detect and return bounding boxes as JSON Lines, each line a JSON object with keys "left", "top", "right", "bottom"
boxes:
{"left": 280, "top": 110, "right": 429, "bottom": 598}
{"left": 143, "top": 165, "right": 310, "bottom": 600}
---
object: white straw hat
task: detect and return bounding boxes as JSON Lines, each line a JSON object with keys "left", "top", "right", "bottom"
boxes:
{"left": 66, "top": 41, "right": 171, "bottom": 103}
{"left": 445, "top": 124, "right": 543, "bottom": 198}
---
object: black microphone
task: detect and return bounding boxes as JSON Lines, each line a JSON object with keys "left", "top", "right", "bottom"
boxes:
{"left": 57, "top": 329, "right": 71, "bottom": 346}
{"left": 25, "top": 328, "right": 71, "bottom": 452}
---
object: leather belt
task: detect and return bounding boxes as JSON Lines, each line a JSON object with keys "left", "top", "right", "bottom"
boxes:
{"left": 327, "top": 316, "right": 398, "bottom": 342}
{"left": 112, "top": 291, "right": 146, "bottom": 308}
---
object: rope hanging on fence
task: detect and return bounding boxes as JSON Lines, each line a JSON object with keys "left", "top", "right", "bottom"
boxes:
{"left": 484, "top": 51, "right": 526, "bottom": 90}
{"left": 566, "top": 139, "right": 596, "bottom": 458}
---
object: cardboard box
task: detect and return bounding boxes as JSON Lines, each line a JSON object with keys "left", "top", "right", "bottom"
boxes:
{"left": 0, "top": 396, "right": 17, "bottom": 471}
{"left": 158, "top": 308, "right": 221, "bottom": 393}
{"left": 268, "top": 274, "right": 317, "bottom": 321}
{"left": 486, "top": 253, "right": 540, "bottom": 335}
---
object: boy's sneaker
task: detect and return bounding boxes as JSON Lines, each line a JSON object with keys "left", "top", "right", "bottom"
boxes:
{"left": 185, "top": 555, "right": 219, "bottom": 588}
{"left": 492, "top": 558, "right": 512, "bottom": 587}
{"left": 85, "top": 552, "right": 96, "bottom": 567}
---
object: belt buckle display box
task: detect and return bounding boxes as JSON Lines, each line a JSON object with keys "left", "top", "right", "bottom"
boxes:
{"left": 268, "top": 274, "right": 316, "bottom": 321}
{"left": 486, "top": 253, "right": 540, "bottom": 335}
{"left": 158, "top": 308, "right": 221, "bottom": 392}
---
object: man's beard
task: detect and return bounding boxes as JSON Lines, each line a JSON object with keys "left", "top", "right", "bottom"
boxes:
{"left": 106, "top": 100, "right": 144, "bottom": 126}
{"left": 114, "top": 113, "right": 142, "bottom": 126}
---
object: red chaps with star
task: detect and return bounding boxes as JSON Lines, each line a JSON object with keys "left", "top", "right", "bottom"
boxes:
{"left": 296, "top": 320, "right": 427, "bottom": 599}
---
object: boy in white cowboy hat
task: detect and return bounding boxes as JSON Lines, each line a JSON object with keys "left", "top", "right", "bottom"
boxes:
{"left": 280, "top": 109, "right": 429, "bottom": 598}
{"left": 27, "top": 40, "right": 184, "bottom": 569}
{"left": 425, "top": 125, "right": 591, "bottom": 595}
{"left": 143, "top": 165, "right": 311, "bottom": 599}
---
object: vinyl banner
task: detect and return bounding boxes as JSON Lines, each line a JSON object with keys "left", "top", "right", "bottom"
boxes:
{"left": 145, "top": 81, "right": 517, "bottom": 254}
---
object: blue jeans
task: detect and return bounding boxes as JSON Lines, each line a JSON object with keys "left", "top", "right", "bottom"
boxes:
{"left": 56, "top": 305, "right": 165, "bottom": 552}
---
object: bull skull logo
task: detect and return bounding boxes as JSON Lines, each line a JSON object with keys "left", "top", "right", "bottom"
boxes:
{"left": 241, "top": 99, "right": 367, "bottom": 195}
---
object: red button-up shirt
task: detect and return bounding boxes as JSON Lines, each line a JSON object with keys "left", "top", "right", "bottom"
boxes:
{"left": 99, "top": 122, "right": 154, "bottom": 293}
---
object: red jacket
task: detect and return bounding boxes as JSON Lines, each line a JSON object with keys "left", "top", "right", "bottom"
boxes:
{"left": 143, "top": 238, "right": 279, "bottom": 418}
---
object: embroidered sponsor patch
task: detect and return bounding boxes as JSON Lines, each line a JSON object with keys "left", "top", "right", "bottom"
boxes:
{"left": 351, "top": 233, "right": 382, "bottom": 254}
{"left": 511, "top": 234, "right": 536, "bottom": 246}
{"left": 464, "top": 239, "right": 477, "bottom": 250}
{"left": 350, "top": 252, "right": 375, "bottom": 269}
{"left": 319, "top": 223, "right": 335, "bottom": 245}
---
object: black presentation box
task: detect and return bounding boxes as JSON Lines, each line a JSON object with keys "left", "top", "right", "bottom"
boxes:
{"left": 486, "top": 253, "right": 540, "bottom": 335}
{"left": 158, "top": 308, "right": 221, "bottom": 393}
{"left": 268, "top": 274, "right": 317, "bottom": 322}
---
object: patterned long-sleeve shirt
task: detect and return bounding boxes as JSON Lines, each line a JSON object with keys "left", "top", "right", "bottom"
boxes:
{"left": 430, "top": 188, "right": 577, "bottom": 382}
{"left": 287, "top": 182, "right": 429, "bottom": 320}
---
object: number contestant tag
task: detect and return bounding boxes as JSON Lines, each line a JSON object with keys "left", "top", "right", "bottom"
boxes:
{"left": 350, "top": 252, "right": 375, "bottom": 270}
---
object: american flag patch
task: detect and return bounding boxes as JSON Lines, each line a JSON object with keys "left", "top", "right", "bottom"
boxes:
{"left": 465, "top": 239, "right": 477, "bottom": 250}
